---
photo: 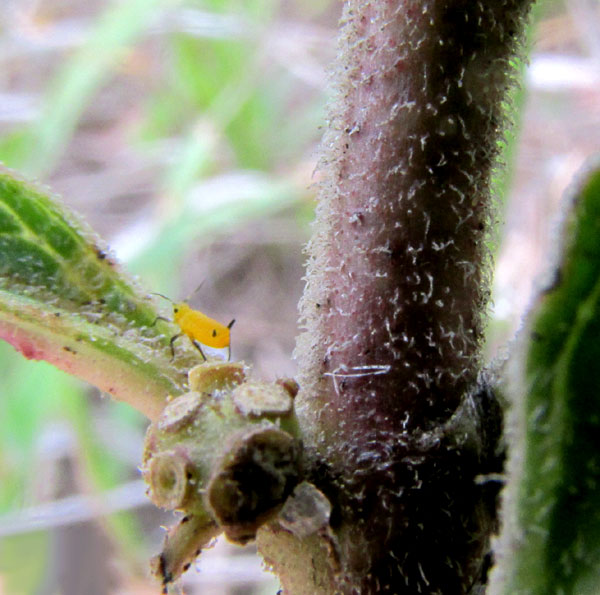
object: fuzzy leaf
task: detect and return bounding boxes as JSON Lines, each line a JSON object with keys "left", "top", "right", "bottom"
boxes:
{"left": 0, "top": 170, "right": 202, "bottom": 421}
{"left": 496, "top": 160, "right": 600, "bottom": 593}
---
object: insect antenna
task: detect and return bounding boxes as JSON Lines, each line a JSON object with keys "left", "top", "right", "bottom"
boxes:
{"left": 183, "top": 281, "right": 205, "bottom": 304}
{"left": 150, "top": 292, "right": 174, "bottom": 304}
{"left": 149, "top": 293, "right": 176, "bottom": 327}
{"left": 150, "top": 315, "right": 172, "bottom": 327}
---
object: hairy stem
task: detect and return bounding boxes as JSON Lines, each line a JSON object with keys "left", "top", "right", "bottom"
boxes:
{"left": 298, "top": 0, "right": 530, "bottom": 439}
{"left": 291, "top": 1, "right": 534, "bottom": 592}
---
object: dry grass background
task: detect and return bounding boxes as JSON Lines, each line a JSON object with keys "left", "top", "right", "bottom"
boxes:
{"left": 0, "top": 0, "right": 598, "bottom": 593}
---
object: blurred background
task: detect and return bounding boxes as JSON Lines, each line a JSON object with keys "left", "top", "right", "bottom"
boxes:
{"left": 0, "top": 0, "right": 598, "bottom": 593}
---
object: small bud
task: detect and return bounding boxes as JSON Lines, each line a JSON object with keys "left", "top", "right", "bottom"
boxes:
{"left": 207, "top": 426, "right": 302, "bottom": 543}
{"left": 146, "top": 450, "right": 194, "bottom": 510}
{"left": 278, "top": 482, "right": 332, "bottom": 538}
{"left": 232, "top": 380, "right": 294, "bottom": 417}
{"left": 188, "top": 361, "right": 247, "bottom": 394}
{"left": 158, "top": 391, "right": 204, "bottom": 433}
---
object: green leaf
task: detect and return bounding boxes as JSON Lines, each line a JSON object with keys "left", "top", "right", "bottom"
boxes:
{"left": 495, "top": 159, "right": 600, "bottom": 594}
{"left": 0, "top": 170, "right": 204, "bottom": 421}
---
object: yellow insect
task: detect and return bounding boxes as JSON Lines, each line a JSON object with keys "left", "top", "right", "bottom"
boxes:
{"left": 151, "top": 293, "right": 235, "bottom": 361}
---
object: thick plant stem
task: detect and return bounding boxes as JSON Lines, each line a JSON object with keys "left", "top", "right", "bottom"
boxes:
{"left": 291, "top": 0, "right": 533, "bottom": 592}
{"left": 298, "top": 0, "right": 531, "bottom": 439}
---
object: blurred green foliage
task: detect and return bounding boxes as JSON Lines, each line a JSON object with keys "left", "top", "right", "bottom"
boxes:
{"left": 500, "top": 162, "right": 600, "bottom": 594}
{"left": 0, "top": 0, "right": 330, "bottom": 590}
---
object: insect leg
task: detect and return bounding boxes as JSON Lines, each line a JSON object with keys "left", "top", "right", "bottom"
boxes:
{"left": 191, "top": 340, "right": 207, "bottom": 362}
{"left": 150, "top": 315, "right": 171, "bottom": 327}
{"left": 169, "top": 333, "right": 183, "bottom": 359}
{"left": 227, "top": 319, "right": 235, "bottom": 361}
